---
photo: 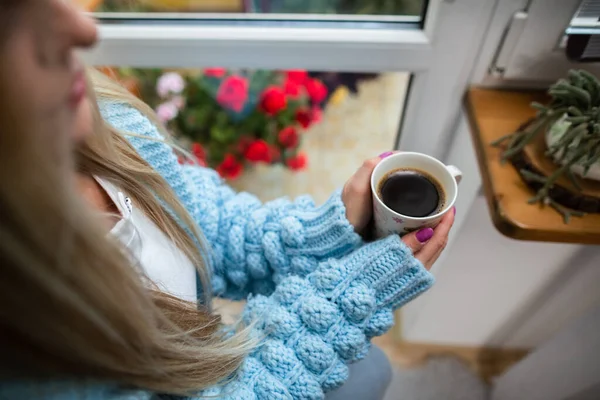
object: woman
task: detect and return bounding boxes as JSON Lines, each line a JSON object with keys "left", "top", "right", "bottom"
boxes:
{"left": 0, "top": 1, "right": 453, "bottom": 399}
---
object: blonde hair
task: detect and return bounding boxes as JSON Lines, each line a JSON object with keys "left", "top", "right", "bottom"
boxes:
{"left": 82, "top": 69, "right": 214, "bottom": 305}
{"left": 0, "top": 64, "right": 255, "bottom": 394}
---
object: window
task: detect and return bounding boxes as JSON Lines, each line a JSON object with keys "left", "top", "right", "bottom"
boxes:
{"left": 482, "top": 0, "right": 600, "bottom": 84}
{"left": 88, "top": 0, "right": 426, "bottom": 18}
{"left": 84, "top": 0, "right": 495, "bottom": 163}
{"left": 102, "top": 67, "right": 408, "bottom": 202}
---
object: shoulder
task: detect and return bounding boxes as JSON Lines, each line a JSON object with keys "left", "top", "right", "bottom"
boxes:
{"left": 96, "top": 100, "right": 223, "bottom": 218}
{"left": 97, "top": 100, "right": 179, "bottom": 179}
{"left": 98, "top": 100, "right": 163, "bottom": 141}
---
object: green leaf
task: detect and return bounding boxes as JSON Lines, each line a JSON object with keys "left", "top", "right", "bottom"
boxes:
{"left": 215, "top": 111, "right": 230, "bottom": 127}
{"left": 567, "top": 106, "right": 583, "bottom": 116}
{"left": 568, "top": 70, "right": 584, "bottom": 88}
{"left": 567, "top": 85, "right": 592, "bottom": 109}
{"left": 210, "top": 127, "right": 230, "bottom": 143}
{"left": 579, "top": 70, "right": 600, "bottom": 105}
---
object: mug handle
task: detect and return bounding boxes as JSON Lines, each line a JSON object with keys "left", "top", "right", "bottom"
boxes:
{"left": 446, "top": 165, "right": 463, "bottom": 184}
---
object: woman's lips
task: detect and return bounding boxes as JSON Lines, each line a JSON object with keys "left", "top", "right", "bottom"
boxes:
{"left": 69, "top": 70, "right": 86, "bottom": 109}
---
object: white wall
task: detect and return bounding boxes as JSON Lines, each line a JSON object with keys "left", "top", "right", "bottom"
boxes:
{"left": 401, "top": 113, "right": 600, "bottom": 349}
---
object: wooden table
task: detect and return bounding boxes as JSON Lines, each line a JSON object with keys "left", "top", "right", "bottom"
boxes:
{"left": 465, "top": 87, "right": 600, "bottom": 244}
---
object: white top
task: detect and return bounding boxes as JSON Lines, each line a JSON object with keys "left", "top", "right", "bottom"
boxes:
{"left": 95, "top": 177, "right": 197, "bottom": 303}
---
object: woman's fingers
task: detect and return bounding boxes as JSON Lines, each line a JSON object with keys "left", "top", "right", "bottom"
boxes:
{"left": 401, "top": 227, "right": 434, "bottom": 254}
{"left": 351, "top": 157, "right": 380, "bottom": 194}
{"left": 414, "top": 209, "right": 455, "bottom": 269}
{"left": 342, "top": 157, "right": 381, "bottom": 233}
{"left": 343, "top": 151, "right": 397, "bottom": 208}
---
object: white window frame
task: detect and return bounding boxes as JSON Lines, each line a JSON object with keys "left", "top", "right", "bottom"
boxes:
{"left": 501, "top": 0, "right": 584, "bottom": 81}
{"left": 82, "top": 0, "right": 500, "bottom": 160}
{"left": 476, "top": 0, "right": 600, "bottom": 87}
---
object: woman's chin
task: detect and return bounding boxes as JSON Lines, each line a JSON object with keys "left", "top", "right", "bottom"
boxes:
{"left": 71, "top": 97, "right": 94, "bottom": 143}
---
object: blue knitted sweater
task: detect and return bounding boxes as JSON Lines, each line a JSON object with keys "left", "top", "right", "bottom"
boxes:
{"left": 0, "top": 102, "right": 434, "bottom": 400}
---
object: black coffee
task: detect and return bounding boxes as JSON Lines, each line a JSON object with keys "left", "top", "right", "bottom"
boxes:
{"left": 378, "top": 169, "right": 444, "bottom": 217}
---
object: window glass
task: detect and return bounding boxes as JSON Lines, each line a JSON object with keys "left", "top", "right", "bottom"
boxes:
{"left": 99, "top": 67, "right": 409, "bottom": 203}
{"left": 84, "top": 0, "right": 426, "bottom": 18}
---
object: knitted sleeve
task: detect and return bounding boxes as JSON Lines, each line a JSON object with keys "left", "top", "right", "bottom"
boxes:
{"left": 1, "top": 235, "right": 433, "bottom": 400}
{"left": 99, "top": 101, "right": 363, "bottom": 300}
{"left": 196, "top": 235, "right": 434, "bottom": 399}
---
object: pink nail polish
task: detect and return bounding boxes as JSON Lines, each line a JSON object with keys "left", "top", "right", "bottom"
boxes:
{"left": 416, "top": 228, "right": 434, "bottom": 243}
{"left": 452, "top": 206, "right": 456, "bottom": 216}
{"left": 378, "top": 151, "right": 394, "bottom": 159}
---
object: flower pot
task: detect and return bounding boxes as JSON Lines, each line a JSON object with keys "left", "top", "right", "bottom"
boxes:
{"left": 545, "top": 114, "right": 600, "bottom": 181}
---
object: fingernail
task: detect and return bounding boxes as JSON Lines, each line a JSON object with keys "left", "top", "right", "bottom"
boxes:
{"left": 416, "top": 228, "right": 434, "bottom": 243}
{"left": 452, "top": 206, "right": 456, "bottom": 216}
{"left": 378, "top": 151, "right": 394, "bottom": 159}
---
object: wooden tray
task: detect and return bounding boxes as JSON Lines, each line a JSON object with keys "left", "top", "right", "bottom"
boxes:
{"left": 465, "top": 87, "right": 600, "bottom": 244}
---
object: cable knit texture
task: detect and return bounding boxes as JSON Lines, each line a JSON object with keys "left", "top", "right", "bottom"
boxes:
{"left": 0, "top": 101, "right": 435, "bottom": 399}
{"left": 0, "top": 236, "right": 434, "bottom": 399}
{"left": 99, "top": 101, "right": 364, "bottom": 300}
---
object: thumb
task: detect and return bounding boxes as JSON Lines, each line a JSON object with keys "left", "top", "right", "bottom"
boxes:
{"left": 401, "top": 227, "right": 434, "bottom": 254}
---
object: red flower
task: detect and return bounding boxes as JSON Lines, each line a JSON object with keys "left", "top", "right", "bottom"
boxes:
{"left": 286, "top": 152, "right": 308, "bottom": 171}
{"left": 278, "top": 126, "right": 299, "bottom": 149}
{"left": 217, "top": 154, "right": 243, "bottom": 180}
{"left": 204, "top": 67, "right": 226, "bottom": 78}
{"left": 305, "top": 78, "right": 328, "bottom": 103}
{"left": 269, "top": 146, "right": 282, "bottom": 163}
{"left": 236, "top": 136, "right": 253, "bottom": 154}
{"left": 178, "top": 144, "right": 207, "bottom": 167}
{"left": 191, "top": 142, "right": 206, "bottom": 161}
{"left": 286, "top": 70, "right": 309, "bottom": 84}
{"left": 259, "top": 86, "right": 287, "bottom": 116}
{"left": 217, "top": 75, "right": 249, "bottom": 112}
{"left": 283, "top": 78, "right": 303, "bottom": 99}
{"left": 178, "top": 156, "right": 194, "bottom": 165}
{"left": 244, "top": 140, "right": 271, "bottom": 163}
{"left": 295, "top": 108, "right": 312, "bottom": 129}
{"left": 311, "top": 106, "right": 323, "bottom": 124}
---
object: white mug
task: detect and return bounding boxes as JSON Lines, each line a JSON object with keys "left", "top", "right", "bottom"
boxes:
{"left": 370, "top": 152, "right": 462, "bottom": 238}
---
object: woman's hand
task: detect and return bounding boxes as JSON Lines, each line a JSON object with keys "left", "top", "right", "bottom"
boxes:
{"left": 342, "top": 151, "right": 455, "bottom": 269}
{"left": 401, "top": 209, "right": 455, "bottom": 270}
{"left": 342, "top": 152, "right": 395, "bottom": 234}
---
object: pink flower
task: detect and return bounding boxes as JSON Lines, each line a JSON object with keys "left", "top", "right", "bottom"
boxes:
{"left": 204, "top": 67, "right": 226, "bottom": 78}
{"left": 172, "top": 95, "right": 185, "bottom": 109}
{"left": 156, "top": 72, "right": 185, "bottom": 98}
{"left": 217, "top": 75, "right": 249, "bottom": 112}
{"left": 156, "top": 102, "right": 179, "bottom": 122}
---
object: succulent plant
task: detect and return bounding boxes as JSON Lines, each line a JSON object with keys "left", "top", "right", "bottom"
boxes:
{"left": 492, "top": 69, "right": 600, "bottom": 223}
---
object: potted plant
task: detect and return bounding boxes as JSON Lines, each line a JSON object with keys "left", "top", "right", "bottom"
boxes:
{"left": 109, "top": 68, "right": 327, "bottom": 180}
{"left": 493, "top": 70, "right": 600, "bottom": 222}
